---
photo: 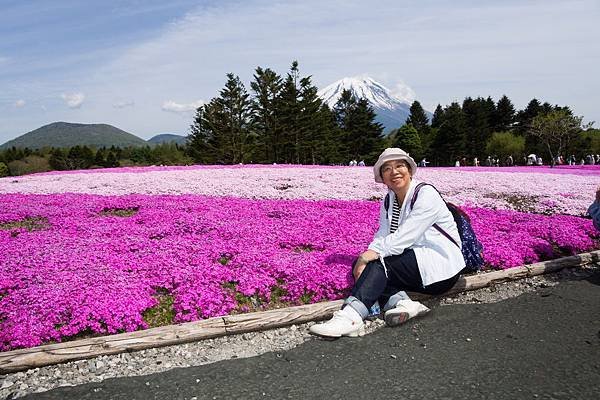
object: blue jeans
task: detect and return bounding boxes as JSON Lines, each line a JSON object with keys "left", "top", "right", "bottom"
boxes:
{"left": 345, "top": 250, "right": 460, "bottom": 319}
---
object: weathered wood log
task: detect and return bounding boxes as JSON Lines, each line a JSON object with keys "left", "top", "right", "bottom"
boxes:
{"left": 0, "top": 317, "right": 226, "bottom": 374}
{"left": 223, "top": 301, "right": 344, "bottom": 334}
{"left": 1, "top": 250, "right": 598, "bottom": 374}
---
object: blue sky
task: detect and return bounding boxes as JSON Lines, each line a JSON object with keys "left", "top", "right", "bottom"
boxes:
{"left": 1, "top": 0, "right": 599, "bottom": 144}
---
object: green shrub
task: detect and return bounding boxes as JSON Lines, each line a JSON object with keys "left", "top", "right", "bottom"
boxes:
{"left": 0, "top": 162, "right": 8, "bottom": 177}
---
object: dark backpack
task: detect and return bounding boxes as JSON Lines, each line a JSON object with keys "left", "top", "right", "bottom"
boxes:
{"left": 384, "top": 182, "right": 484, "bottom": 272}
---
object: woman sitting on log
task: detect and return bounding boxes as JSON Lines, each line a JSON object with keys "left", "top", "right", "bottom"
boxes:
{"left": 310, "top": 148, "right": 466, "bottom": 338}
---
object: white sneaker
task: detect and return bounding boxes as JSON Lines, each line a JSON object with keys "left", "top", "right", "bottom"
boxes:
{"left": 384, "top": 300, "right": 430, "bottom": 327}
{"left": 309, "top": 307, "right": 365, "bottom": 338}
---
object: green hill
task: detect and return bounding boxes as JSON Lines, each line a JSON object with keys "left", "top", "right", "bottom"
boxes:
{"left": 148, "top": 133, "right": 188, "bottom": 145}
{"left": 0, "top": 122, "right": 149, "bottom": 149}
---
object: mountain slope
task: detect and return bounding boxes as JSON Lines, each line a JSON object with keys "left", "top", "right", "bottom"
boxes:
{"left": 147, "top": 134, "right": 187, "bottom": 145}
{"left": 0, "top": 122, "right": 148, "bottom": 149}
{"left": 318, "top": 76, "right": 427, "bottom": 132}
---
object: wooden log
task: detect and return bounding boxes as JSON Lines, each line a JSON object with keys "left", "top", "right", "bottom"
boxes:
{"left": 223, "top": 301, "right": 344, "bottom": 334}
{"left": 0, "top": 317, "right": 226, "bottom": 374}
{"left": 1, "top": 250, "right": 598, "bottom": 374}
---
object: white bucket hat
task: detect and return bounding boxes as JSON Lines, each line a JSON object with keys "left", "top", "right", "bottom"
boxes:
{"left": 373, "top": 148, "right": 417, "bottom": 183}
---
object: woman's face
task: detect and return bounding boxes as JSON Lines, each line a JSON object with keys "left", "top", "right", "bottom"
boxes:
{"left": 381, "top": 159, "right": 412, "bottom": 192}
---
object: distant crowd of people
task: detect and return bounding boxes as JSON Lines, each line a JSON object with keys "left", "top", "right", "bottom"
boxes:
{"left": 348, "top": 153, "right": 600, "bottom": 168}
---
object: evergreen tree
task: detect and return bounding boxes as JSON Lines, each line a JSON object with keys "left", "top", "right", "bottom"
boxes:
{"left": 276, "top": 61, "right": 303, "bottom": 163}
{"left": 516, "top": 98, "right": 545, "bottom": 156}
{"left": 431, "top": 104, "right": 444, "bottom": 128}
{"left": 188, "top": 74, "right": 255, "bottom": 164}
{"left": 187, "top": 102, "right": 220, "bottom": 163}
{"left": 66, "top": 146, "right": 94, "bottom": 170}
{"left": 296, "top": 75, "right": 335, "bottom": 164}
{"left": 250, "top": 67, "right": 282, "bottom": 163}
{"left": 94, "top": 147, "right": 107, "bottom": 167}
{"left": 405, "top": 101, "right": 430, "bottom": 134}
{"left": 106, "top": 151, "right": 120, "bottom": 168}
{"left": 333, "top": 91, "right": 384, "bottom": 163}
{"left": 493, "top": 95, "right": 516, "bottom": 132}
{"left": 393, "top": 124, "right": 422, "bottom": 159}
{"left": 431, "top": 102, "right": 466, "bottom": 165}
{"left": 515, "top": 98, "right": 543, "bottom": 134}
{"left": 462, "top": 97, "right": 493, "bottom": 159}
{"left": 49, "top": 148, "right": 68, "bottom": 170}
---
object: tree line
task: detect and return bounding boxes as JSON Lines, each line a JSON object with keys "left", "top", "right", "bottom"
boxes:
{"left": 1, "top": 61, "right": 598, "bottom": 177}
{"left": 398, "top": 96, "right": 596, "bottom": 166}
{"left": 187, "top": 61, "right": 384, "bottom": 166}
{"left": 0, "top": 143, "right": 191, "bottom": 177}
{"left": 186, "top": 61, "right": 597, "bottom": 167}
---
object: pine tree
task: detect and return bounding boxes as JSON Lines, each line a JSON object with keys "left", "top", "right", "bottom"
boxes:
{"left": 493, "top": 95, "right": 516, "bottom": 132}
{"left": 431, "top": 104, "right": 444, "bottom": 128}
{"left": 405, "top": 101, "right": 430, "bottom": 134}
{"left": 515, "top": 99, "right": 543, "bottom": 134}
{"left": 462, "top": 97, "right": 493, "bottom": 159}
{"left": 431, "top": 102, "right": 466, "bottom": 165}
{"left": 187, "top": 102, "right": 220, "bottom": 163}
{"left": 49, "top": 148, "right": 68, "bottom": 170}
{"left": 106, "top": 151, "right": 120, "bottom": 168}
{"left": 393, "top": 124, "right": 422, "bottom": 159}
{"left": 333, "top": 92, "right": 384, "bottom": 164}
{"left": 276, "top": 61, "right": 303, "bottom": 163}
{"left": 94, "top": 147, "right": 107, "bottom": 167}
{"left": 188, "top": 74, "right": 255, "bottom": 164}
{"left": 250, "top": 67, "right": 282, "bottom": 163}
{"left": 516, "top": 98, "right": 545, "bottom": 156}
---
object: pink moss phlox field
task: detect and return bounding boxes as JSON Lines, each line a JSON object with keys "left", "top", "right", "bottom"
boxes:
{"left": 1, "top": 165, "right": 598, "bottom": 216}
{"left": 1, "top": 193, "right": 598, "bottom": 350}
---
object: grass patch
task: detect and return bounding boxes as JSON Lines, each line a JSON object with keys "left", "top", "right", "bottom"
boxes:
{"left": 0, "top": 216, "right": 49, "bottom": 231}
{"left": 100, "top": 207, "right": 139, "bottom": 217}
{"left": 483, "top": 193, "right": 538, "bottom": 213}
{"left": 299, "top": 291, "right": 314, "bottom": 304}
{"left": 293, "top": 244, "right": 314, "bottom": 253}
{"left": 218, "top": 253, "right": 233, "bottom": 265}
{"left": 143, "top": 290, "right": 175, "bottom": 328}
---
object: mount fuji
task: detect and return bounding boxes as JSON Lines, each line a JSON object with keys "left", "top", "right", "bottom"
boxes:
{"left": 317, "top": 76, "right": 424, "bottom": 133}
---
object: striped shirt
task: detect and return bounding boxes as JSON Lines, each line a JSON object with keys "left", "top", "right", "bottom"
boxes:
{"left": 390, "top": 197, "right": 401, "bottom": 233}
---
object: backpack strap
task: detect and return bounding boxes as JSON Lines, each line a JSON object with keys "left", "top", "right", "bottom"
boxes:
{"left": 409, "top": 182, "right": 460, "bottom": 249}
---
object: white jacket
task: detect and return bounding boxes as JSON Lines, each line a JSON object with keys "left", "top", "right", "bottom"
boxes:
{"left": 367, "top": 179, "right": 466, "bottom": 286}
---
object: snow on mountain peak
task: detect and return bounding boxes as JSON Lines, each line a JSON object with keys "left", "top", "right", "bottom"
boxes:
{"left": 317, "top": 75, "right": 415, "bottom": 110}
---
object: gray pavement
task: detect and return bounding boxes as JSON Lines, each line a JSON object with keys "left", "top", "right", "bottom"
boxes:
{"left": 21, "top": 273, "right": 600, "bottom": 400}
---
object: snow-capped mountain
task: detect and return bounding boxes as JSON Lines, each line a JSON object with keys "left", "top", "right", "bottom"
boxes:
{"left": 317, "top": 76, "right": 419, "bottom": 132}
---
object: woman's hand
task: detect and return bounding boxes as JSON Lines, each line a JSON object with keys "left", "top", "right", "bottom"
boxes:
{"left": 353, "top": 250, "right": 379, "bottom": 281}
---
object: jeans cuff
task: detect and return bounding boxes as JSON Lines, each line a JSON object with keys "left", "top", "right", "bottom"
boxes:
{"left": 383, "top": 291, "right": 410, "bottom": 312}
{"left": 343, "top": 296, "right": 369, "bottom": 320}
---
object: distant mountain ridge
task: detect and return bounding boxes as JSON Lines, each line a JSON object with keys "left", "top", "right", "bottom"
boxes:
{"left": 148, "top": 133, "right": 187, "bottom": 145}
{"left": 318, "top": 76, "right": 430, "bottom": 132}
{"left": 0, "top": 122, "right": 149, "bottom": 149}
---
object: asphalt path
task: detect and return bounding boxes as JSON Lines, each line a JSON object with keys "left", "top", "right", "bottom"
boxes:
{"left": 23, "top": 273, "right": 600, "bottom": 400}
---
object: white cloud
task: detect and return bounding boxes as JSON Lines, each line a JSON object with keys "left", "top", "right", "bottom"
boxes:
{"left": 14, "top": 99, "right": 26, "bottom": 108}
{"left": 61, "top": 92, "right": 85, "bottom": 108}
{"left": 161, "top": 99, "right": 204, "bottom": 114}
{"left": 113, "top": 100, "right": 135, "bottom": 109}
{"left": 390, "top": 81, "right": 416, "bottom": 105}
